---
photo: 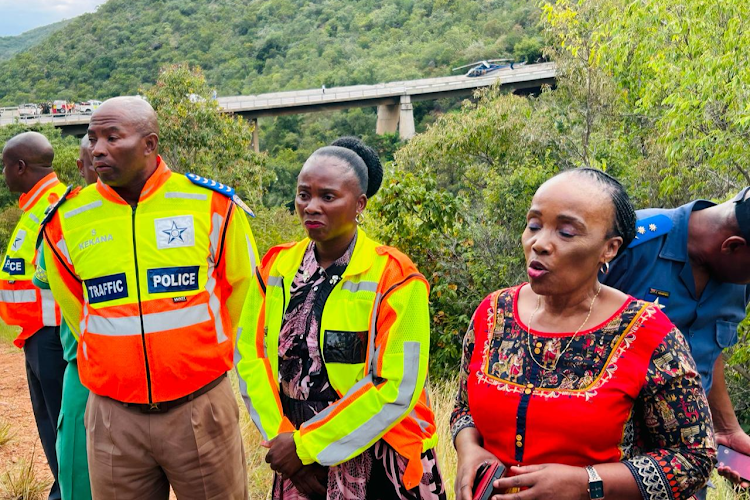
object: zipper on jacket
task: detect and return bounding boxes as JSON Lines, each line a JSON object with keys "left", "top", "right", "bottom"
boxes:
{"left": 131, "top": 205, "right": 153, "bottom": 404}
{"left": 279, "top": 276, "right": 286, "bottom": 327}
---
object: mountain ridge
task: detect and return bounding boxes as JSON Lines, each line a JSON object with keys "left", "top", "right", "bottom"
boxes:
{"left": 0, "top": 19, "right": 72, "bottom": 62}
{"left": 0, "top": 0, "right": 542, "bottom": 106}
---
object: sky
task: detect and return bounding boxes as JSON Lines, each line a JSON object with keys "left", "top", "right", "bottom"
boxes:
{"left": 0, "top": 0, "right": 103, "bottom": 36}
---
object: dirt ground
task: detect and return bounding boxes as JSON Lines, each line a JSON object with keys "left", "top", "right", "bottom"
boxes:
{"left": 0, "top": 344, "right": 53, "bottom": 495}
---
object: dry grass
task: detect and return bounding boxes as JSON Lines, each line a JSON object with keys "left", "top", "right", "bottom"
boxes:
{"left": 0, "top": 419, "right": 14, "bottom": 448}
{"left": 710, "top": 472, "right": 750, "bottom": 500}
{"left": 0, "top": 448, "right": 51, "bottom": 500}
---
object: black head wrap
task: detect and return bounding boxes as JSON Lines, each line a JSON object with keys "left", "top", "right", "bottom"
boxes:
{"left": 313, "top": 137, "right": 383, "bottom": 198}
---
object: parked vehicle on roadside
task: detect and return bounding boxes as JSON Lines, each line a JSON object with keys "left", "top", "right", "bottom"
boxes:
{"left": 52, "top": 100, "right": 72, "bottom": 115}
{"left": 78, "top": 100, "right": 102, "bottom": 113}
{"left": 18, "top": 104, "right": 41, "bottom": 117}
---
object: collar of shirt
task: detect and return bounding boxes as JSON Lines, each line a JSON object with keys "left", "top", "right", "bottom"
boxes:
{"left": 302, "top": 232, "right": 357, "bottom": 283}
{"left": 659, "top": 199, "right": 715, "bottom": 262}
{"left": 18, "top": 172, "right": 60, "bottom": 212}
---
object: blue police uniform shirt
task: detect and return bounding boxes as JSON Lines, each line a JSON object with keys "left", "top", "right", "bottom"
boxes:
{"left": 601, "top": 200, "right": 749, "bottom": 394}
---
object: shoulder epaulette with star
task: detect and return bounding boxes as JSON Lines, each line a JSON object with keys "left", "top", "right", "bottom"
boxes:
{"left": 185, "top": 173, "right": 255, "bottom": 217}
{"left": 628, "top": 214, "right": 673, "bottom": 248}
{"left": 36, "top": 185, "right": 75, "bottom": 248}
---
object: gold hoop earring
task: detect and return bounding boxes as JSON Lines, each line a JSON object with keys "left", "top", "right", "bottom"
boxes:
{"left": 355, "top": 212, "right": 364, "bottom": 225}
{"left": 600, "top": 261, "right": 610, "bottom": 275}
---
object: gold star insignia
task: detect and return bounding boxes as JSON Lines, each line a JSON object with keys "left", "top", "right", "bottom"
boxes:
{"left": 649, "top": 223, "right": 657, "bottom": 232}
{"left": 637, "top": 226, "right": 646, "bottom": 235}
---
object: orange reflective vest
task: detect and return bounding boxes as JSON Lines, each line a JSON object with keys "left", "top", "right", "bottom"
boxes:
{"left": 0, "top": 172, "right": 64, "bottom": 347}
{"left": 42, "top": 158, "right": 258, "bottom": 403}
{"left": 236, "top": 228, "right": 438, "bottom": 490}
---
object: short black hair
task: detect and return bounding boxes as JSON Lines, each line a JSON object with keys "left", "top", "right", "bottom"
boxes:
{"left": 560, "top": 168, "right": 637, "bottom": 254}
{"left": 312, "top": 136, "right": 383, "bottom": 198}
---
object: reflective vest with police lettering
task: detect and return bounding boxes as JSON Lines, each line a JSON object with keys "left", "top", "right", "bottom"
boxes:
{"left": 236, "top": 228, "right": 437, "bottom": 490}
{"left": 42, "top": 158, "right": 258, "bottom": 403}
{"left": 0, "top": 172, "right": 64, "bottom": 347}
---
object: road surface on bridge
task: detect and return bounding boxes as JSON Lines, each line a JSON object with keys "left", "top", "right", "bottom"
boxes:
{"left": 0, "top": 62, "right": 556, "bottom": 129}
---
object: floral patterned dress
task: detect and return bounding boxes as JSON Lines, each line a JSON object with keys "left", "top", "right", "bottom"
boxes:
{"left": 451, "top": 285, "right": 716, "bottom": 500}
{"left": 273, "top": 236, "right": 445, "bottom": 500}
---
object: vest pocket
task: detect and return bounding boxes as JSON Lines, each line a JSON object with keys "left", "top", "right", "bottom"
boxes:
{"left": 323, "top": 330, "right": 367, "bottom": 364}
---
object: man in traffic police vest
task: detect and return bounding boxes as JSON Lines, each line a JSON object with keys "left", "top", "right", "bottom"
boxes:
{"left": 41, "top": 97, "right": 258, "bottom": 500}
{"left": 1, "top": 131, "right": 66, "bottom": 500}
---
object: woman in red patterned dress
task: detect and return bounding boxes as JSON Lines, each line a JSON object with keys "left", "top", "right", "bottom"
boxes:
{"left": 451, "top": 168, "right": 715, "bottom": 500}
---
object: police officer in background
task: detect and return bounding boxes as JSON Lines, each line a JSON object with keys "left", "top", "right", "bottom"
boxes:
{"left": 602, "top": 188, "right": 750, "bottom": 497}
{"left": 41, "top": 97, "right": 258, "bottom": 500}
{"left": 33, "top": 136, "right": 98, "bottom": 500}
{"left": 1, "top": 131, "right": 67, "bottom": 500}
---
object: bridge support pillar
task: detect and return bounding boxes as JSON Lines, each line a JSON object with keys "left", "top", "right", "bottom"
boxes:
{"left": 251, "top": 118, "right": 260, "bottom": 153}
{"left": 398, "top": 95, "right": 415, "bottom": 140}
{"left": 376, "top": 104, "right": 399, "bottom": 134}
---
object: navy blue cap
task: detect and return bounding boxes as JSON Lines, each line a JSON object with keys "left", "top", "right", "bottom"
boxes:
{"left": 733, "top": 187, "right": 750, "bottom": 242}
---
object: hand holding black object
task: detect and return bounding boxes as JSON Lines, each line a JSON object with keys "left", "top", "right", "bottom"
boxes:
{"left": 455, "top": 441, "right": 502, "bottom": 500}
{"left": 491, "top": 464, "right": 588, "bottom": 500}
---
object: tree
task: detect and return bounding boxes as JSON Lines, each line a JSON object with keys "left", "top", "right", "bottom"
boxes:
{"left": 545, "top": 0, "right": 750, "bottom": 202}
{"left": 144, "top": 64, "right": 265, "bottom": 205}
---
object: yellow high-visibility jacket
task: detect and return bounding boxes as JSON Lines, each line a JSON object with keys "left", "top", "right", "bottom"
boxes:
{"left": 0, "top": 172, "right": 64, "bottom": 347}
{"left": 42, "top": 158, "right": 258, "bottom": 404}
{"left": 236, "top": 228, "right": 437, "bottom": 490}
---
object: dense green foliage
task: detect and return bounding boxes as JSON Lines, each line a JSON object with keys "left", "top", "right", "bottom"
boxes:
{"left": 0, "top": 20, "right": 71, "bottom": 62}
{"left": 371, "top": 0, "right": 750, "bottom": 429}
{"left": 0, "top": 0, "right": 543, "bottom": 106}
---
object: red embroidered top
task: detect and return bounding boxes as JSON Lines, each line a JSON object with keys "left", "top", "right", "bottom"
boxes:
{"left": 451, "top": 285, "right": 716, "bottom": 500}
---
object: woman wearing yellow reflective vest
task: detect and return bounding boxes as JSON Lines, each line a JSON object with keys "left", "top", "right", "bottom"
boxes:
{"left": 236, "top": 137, "right": 445, "bottom": 499}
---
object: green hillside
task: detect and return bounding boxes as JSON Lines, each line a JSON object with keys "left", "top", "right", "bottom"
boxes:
{"left": 0, "top": 19, "right": 72, "bottom": 62}
{"left": 0, "top": 0, "right": 543, "bottom": 105}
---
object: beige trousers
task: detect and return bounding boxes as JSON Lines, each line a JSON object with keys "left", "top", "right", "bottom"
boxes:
{"left": 85, "top": 377, "right": 248, "bottom": 500}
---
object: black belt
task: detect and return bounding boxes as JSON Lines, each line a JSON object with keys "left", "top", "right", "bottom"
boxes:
{"left": 114, "top": 373, "right": 226, "bottom": 414}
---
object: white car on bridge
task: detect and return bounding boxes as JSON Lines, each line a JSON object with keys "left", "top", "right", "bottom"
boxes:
{"left": 18, "top": 104, "right": 41, "bottom": 117}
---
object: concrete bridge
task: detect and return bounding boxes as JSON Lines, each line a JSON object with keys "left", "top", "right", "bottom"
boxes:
{"left": 0, "top": 62, "right": 556, "bottom": 149}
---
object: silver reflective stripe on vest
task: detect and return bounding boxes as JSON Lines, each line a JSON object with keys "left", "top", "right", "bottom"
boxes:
{"left": 341, "top": 281, "right": 378, "bottom": 293}
{"left": 87, "top": 304, "right": 211, "bottom": 336}
{"left": 368, "top": 293, "right": 382, "bottom": 372}
{"left": 267, "top": 276, "right": 284, "bottom": 288}
{"left": 235, "top": 326, "right": 269, "bottom": 440}
{"left": 209, "top": 213, "right": 224, "bottom": 264}
{"left": 246, "top": 235, "right": 256, "bottom": 273}
{"left": 304, "top": 374, "right": 374, "bottom": 427}
{"left": 56, "top": 240, "right": 72, "bottom": 265}
{"left": 0, "top": 289, "right": 36, "bottom": 303}
{"left": 80, "top": 303, "right": 88, "bottom": 338}
{"left": 21, "top": 177, "right": 58, "bottom": 211}
{"left": 165, "top": 192, "right": 208, "bottom": 200}
{"left": 410, "top": 408, "right": 431, "bottom": 433}
{"left": 40, "top": 288, "right": 57, "bottom": 326}
{"left": 28, "top": 213, "right": 40, "bottom": 224}
{"left": 205, "top": 262, "right": 227, "bottom": 343}
{"left": 315, "top": 341, "right": 422, "bottom": 465}
{"left": 63, "top": 200, "right": 103, "bottom": 219}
